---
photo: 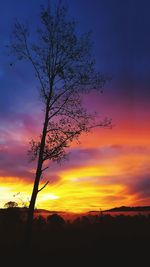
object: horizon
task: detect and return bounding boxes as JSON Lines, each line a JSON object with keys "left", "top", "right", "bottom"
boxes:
{"left": 0, "top": 0, "right": 150, "bottom": 212}
{"left": 2, "top": 203, "right": 150, "bottom": 214}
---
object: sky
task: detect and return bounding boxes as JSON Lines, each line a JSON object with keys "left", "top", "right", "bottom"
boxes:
{"left": 0, "top": 0, "right": 150, "bottom": 212}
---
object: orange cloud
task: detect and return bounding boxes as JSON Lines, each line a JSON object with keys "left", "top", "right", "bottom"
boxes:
{"left": 0, "top": 96, "right": 150, "bottom": 212}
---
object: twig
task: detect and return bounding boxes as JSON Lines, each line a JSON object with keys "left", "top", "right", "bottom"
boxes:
{"left": 41, "top": 166, "right": 49, "bottom": 172}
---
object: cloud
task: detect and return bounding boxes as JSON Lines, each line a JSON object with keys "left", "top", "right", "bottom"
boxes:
{"left": 49, "top": 175, "right": 61, "bottom": 185}
{"left": 0, "top": 114, "right": 150, "bottom": 210}
{"left": 127, "top": 174, "right": 150, "bottom": 199}
{"left": 102, "top": 194, "right": 127, "bottom": 204}
{"left": 0, "top": 111, "right": 41, "bottom": 141}
{"left": 0, "top": 140, "right": 35, "bottom": 181}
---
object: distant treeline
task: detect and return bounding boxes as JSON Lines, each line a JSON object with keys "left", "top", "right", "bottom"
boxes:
{"left": 103, "top": 205, "right": 150, "bottom": 212}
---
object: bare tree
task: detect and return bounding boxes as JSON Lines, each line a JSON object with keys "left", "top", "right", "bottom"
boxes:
{"left": 9, "top": 2, "right": 111, "bottom": 246}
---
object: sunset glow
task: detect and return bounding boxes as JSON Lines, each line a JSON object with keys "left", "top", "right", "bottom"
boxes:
{"left": 0, "top": 0, "right": 150, "bottom": 214}
{"left": 0, "top": 118, "right": 150, "bottom": 212}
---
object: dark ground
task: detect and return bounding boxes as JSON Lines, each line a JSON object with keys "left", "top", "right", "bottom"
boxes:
{"left": 0, "top": 209, "right": 149, "bottom": 266}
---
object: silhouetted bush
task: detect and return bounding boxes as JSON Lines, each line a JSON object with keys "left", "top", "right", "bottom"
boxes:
{"left": 47, "top": 213, "right": 65, "bottom": 227}
{"left": 4, "top": 201, "right": 18, "bottom": 209}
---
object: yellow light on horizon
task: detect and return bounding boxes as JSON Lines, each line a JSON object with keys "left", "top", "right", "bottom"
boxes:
{"left": 1, "top": 136, "right": 150, "bottom": 213}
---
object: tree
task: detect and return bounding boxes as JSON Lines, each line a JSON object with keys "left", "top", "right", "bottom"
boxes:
{"left": 4, "top": 201, "right": 18, "bottom": 209}
{"left": 9, "top": 2, "right": 111, "bottom": 247}
{"left": 47, "top": 213, "right": 65, "bottom": 227}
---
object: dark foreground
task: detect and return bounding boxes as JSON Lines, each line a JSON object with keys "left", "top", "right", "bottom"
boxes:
{"left": 0, "top": 208, "right": 149, "bottom": 266}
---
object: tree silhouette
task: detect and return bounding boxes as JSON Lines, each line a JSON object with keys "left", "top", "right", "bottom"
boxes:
{"left": 47, "top": 213, "right": 65, "bottom": 226}
{"left": 9, "top": 2, "right": 111, "bottom": 247}
{"left": 4, "top": 201, "right": 18, "bottom": 208}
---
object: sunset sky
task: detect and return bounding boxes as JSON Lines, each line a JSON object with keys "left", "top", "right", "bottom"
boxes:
{"left": 0, "top": 0, "right": 150, "bottom": 213}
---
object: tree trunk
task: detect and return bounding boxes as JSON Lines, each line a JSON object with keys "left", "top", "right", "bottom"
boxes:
{"left": 24, "top": 171, "right": 40, "bottom": 249}
{"left": 24, "top": 97, "right": 50, "bottom": 249}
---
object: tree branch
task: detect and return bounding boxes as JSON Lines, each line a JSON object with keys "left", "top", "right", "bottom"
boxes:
{"left": 20, "top": 27, "right": 46, "bottom": 96}
{"left": 48, "top": 88, "right": 74, "bottom": 120}
{"left": 48, "top": 79, "right": 78, "bottom": 111}
{"left": 41, "top": 166, "right": 49, "bottom": 172}
{"left": 43, "top": 130, "right": 81, "bottom": 161}
{"left": 38, "top": 181, "right": 49, "bottom": 193}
